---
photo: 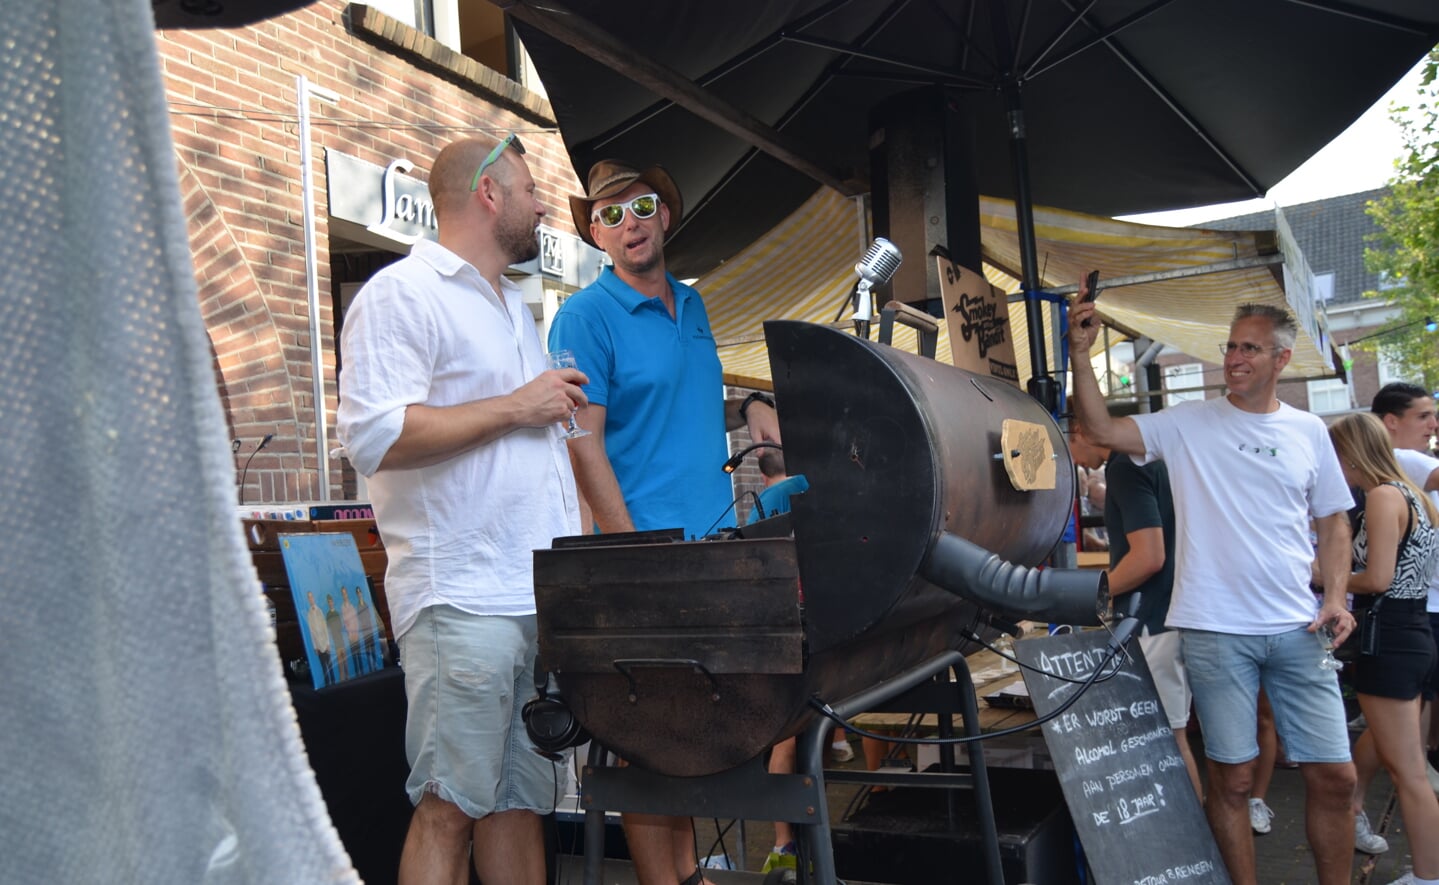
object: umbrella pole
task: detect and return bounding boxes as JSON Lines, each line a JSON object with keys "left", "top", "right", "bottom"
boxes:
{"left": 991, "top": 1, "right": 1058, "bottom": 416}
{"left": 1007, "top": 116, "right": 1053, "bottom": 408}
{"left": 1007, "top": 112, "right": 1057, "bottom": 415}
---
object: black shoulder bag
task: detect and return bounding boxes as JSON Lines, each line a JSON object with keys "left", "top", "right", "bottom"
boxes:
{"left": 1360, "top": 491, "right": 1414, "bottom": 656}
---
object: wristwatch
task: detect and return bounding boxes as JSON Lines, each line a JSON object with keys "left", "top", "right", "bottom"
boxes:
{"left": 738, "top": 391, "right": 775, "bottom": 422}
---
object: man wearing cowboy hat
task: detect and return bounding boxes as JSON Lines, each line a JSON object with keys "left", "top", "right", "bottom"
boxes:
{"left": 548, "top": 159, "right": 782, "bottom": 885}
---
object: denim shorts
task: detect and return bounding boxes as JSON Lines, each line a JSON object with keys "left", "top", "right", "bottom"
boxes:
{"left": 398, "top": 605, "right": 561, "bottom": 817}
{"left": 1181, "top": 628, "right": 1350, "bottom": 764}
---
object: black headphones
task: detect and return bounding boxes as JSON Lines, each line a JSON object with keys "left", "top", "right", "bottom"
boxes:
{"left": 522, "top": 662, "right": 589, "bottom": 759}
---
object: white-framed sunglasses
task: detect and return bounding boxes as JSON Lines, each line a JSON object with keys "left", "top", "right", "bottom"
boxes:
{"left": 591, "top": 193, "right": 660, "bottom": 227}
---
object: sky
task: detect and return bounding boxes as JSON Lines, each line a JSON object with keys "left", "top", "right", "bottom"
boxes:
{"left": 1120, "top": 59, "right": 1428, "bottom": 228}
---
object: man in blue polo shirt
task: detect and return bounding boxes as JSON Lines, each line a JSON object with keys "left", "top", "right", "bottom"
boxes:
{"left": 549, "top": 159, "right": 780, "bottom": 538}
{"left": 548, "top": 159, "right": 781, "bottom": 885}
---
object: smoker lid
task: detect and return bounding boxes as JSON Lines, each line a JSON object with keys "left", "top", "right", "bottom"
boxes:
{"left": 766, "top": 320, "right": 1073, "bottom": 650}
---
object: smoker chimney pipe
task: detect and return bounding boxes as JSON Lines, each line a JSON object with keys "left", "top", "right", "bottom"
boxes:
{"left": 921, "top": 531, "right": 1108, "bottom": 626}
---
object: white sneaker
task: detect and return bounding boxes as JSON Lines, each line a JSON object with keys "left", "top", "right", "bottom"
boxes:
{"left": 830, "top": 741, "right": 855, "bottom": 763}
{"left": 1384, "top": 872, "right": 1415, "bottom": 885}
{"left": 1355, "top": 810, "right": 1390, "bottom": 855}
{"left": 1248, "top": 797, "right": 1274, "bottom": 835}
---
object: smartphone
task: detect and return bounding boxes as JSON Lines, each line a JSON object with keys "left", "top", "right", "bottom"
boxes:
{"left": 1079, "top": 270, "right": 1101, "bottom": 327}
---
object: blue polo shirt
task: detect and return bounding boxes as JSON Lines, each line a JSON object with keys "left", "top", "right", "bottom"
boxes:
{"left": 548, "top": 268, "right": 733, "bottom": 538}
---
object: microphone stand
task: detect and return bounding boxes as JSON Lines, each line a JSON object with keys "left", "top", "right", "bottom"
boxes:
{"left": 237, "top": 433, "right": 274, "bottom": 505}
{"left": 852, "top": 279, "right": 875, "bottom": 340}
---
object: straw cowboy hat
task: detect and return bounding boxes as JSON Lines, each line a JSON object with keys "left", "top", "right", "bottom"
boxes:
{"left": 568, "top": 159, "right": 684, "bottom": 250}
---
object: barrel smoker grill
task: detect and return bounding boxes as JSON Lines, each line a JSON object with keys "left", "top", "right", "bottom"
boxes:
{"left": 534, "top": 320, "right": 1107, "bottom": 779}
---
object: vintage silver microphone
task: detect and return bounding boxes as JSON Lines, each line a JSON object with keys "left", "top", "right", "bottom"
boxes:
{"left": 852, "top": 237, "right": 902, "bottom": 338}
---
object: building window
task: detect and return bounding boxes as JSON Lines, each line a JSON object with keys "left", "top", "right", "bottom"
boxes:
{"left": 1312, "top": 271, "right": 1335, "bottom": 304}
{"left": 366, "top": 0, "right": 419, "bottom": 27}
{"left": 1163, "top": 363, "right": 1204, "bottom": 408}
{"left": 1307, "top": 377, "right": 1350, "bottom": 414}
{"left": 400, "top": 0, "right": 544, "bottom": 94}
{"left": 1377, "top": 347, "right": 1406, "bottom": 387}
{"left": 363, "top": 0, "right": 544, "bottom": 94}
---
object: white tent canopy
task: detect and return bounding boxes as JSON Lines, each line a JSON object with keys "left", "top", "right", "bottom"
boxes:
{"left": 700, "top": 189, "right": 1333, "bottom": 390}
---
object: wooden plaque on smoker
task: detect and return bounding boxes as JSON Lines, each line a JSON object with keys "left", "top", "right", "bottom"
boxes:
{"left": 1000, "top": 418, "right": 1057, "bottom": 491}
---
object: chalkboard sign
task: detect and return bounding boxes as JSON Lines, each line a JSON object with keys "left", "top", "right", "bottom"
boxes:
{"left": 1017, "top": 630, "right": 1229, "bottom": 885}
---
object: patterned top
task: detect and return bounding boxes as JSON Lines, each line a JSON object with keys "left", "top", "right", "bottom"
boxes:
{"left": 1353, "top": 482, "right": 1439, "bottom": 602}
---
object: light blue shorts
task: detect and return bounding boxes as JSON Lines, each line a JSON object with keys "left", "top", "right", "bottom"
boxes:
{"left": 1181, "top": 627, "right": 1350, "bottom": 765}
{"left": 398, "top": 605, "right": 561, "bottom": 817}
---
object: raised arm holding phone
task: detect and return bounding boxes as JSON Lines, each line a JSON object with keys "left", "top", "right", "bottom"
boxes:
{"left": 1068, "top": 278, "right": 1358, "bottom": 885}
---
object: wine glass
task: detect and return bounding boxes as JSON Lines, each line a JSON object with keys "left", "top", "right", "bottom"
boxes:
{"left": 546, "top": 349, "right": 591, "bottom": 440}
{"left": 1317, "top": 623, "right": 1343, "bottom": 672}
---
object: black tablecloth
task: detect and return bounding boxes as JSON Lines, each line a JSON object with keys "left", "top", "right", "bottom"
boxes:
{"left": 289, "top": 667, "right": 411, "bottom": 884}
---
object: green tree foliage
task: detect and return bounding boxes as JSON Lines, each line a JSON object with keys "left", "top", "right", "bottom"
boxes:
{"left": 1364, "top": 47, "right": 1439, "bottom": 388}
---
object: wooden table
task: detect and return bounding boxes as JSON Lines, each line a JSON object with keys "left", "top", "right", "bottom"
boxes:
{"left": 1076, "top": 550, "right": 1109, "bottom": 569}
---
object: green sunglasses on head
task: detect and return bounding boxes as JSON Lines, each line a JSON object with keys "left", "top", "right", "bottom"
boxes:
{"left": 469, "top": 132, "right": 526, "bottom": 191}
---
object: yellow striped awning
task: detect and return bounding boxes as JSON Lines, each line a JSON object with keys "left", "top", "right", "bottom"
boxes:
{"left": 700, "top": 189, "right": 1331, "bottom": 390}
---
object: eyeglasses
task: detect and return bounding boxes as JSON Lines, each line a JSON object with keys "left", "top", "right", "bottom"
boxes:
{"left": 469, "top": 132, "right": 526, "bottom": 191}
{"left": 1218, "top": 342, "right": 1285, "bottom": 358}
{"left": 591, "top": 193, "right": 660, "bottom": 227}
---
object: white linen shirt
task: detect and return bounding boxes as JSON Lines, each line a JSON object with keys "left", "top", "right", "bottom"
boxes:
{"left": 336, "top": 240, "right": 579, "bottom": 639}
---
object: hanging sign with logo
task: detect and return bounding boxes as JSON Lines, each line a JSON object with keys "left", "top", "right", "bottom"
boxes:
{"left": 938, "top": 257, "right": 1019, "bottom": 386}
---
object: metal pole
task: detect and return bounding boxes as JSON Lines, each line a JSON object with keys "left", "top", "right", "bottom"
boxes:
{"left": 297, "top": 74, "right": 334, "bottom": 501}
{"left": 1133, "top": 338, "right": 1165, "bottom": 413}
{"left": 990, "top": 1, "right": 1056, "bottom": 414}
{"left": 584, "top": 742, "right": 606, "bottom": 885}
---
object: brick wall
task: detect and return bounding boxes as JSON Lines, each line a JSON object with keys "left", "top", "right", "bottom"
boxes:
{"left": 156, "top": 1, "right": 583, "bottom": 503}
{"left": 725, "top": 385, "right": 782, "bottom": 526}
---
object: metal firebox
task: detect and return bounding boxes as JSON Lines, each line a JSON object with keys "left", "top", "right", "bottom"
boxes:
{"left": 534, "top": 320, "right": 1106, "bottom": 777}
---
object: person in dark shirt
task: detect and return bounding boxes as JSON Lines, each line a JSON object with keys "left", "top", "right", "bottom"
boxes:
{"left": 1083, "top": 414, "right": 1200, "bottom": 799}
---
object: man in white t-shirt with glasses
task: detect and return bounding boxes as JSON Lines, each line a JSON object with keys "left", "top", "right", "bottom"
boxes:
{"left": 1070, "top": 289, "right": 1356, "bottom": 885}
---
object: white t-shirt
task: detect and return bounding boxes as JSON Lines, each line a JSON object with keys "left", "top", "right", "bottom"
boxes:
{"left": 1132, "top": 397, "right": 1353, "bottom": 634}
{"left": 1394, "top": 447, "right": 1439, "bottom": 612}
{"left": 336, "top": 240, "right": 580, "bottom": 637}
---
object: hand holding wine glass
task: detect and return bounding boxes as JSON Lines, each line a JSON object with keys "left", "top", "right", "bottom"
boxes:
{"left": 1317, "top": 622, "right": 1343, "bottom": 672}
{"left": 546, "top": 349, "right": 591, "bottom": 439}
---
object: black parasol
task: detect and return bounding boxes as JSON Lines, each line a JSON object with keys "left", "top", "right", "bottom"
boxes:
{"left": 152, "top": 0, "right": 317, "bottom": 28}
{"left": 501, "top": 0, "right": 1439, "bottom": 395}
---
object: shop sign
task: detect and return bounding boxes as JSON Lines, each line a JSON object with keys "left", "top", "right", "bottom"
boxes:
{"left": 326, "top": 150, "right": 605, "bottom": 286}
{"left": 367, "top": 158, "right": 436, "bottom": 245}
{"left": 540, "top": 227, "right": 565, "bottom": 276}
{"left": 1275, "top": 207, "right": 1331, "bottom": 367}
{"left": 326, "top": 151, "right": 438, "bottom": 246}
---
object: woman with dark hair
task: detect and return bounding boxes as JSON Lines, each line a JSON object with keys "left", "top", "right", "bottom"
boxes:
{"left": 1330, "top": 412, "right": 1439, "bottom": 885}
